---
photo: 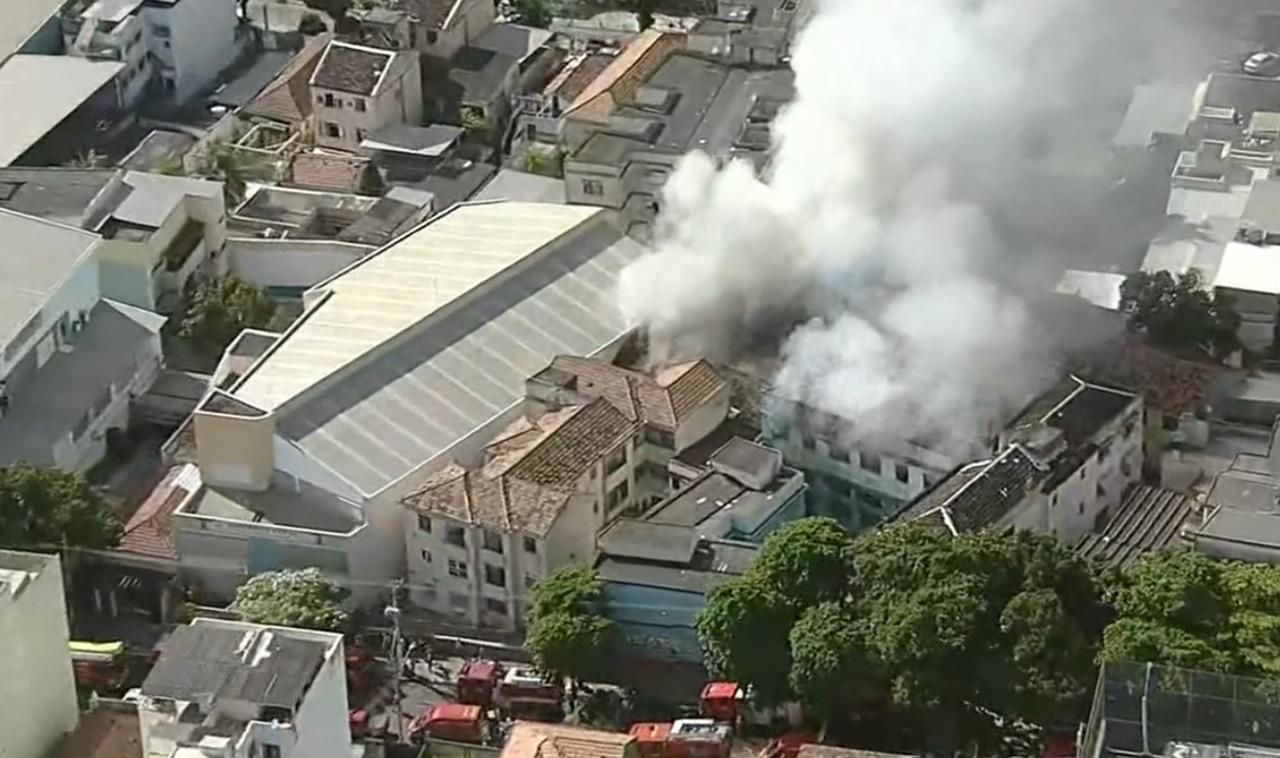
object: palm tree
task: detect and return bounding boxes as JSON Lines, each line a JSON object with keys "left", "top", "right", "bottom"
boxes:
{"left": 63, "top": 149, "right": 110, "bottom": 168}
{"left": 189, "top": 140, "right": 251, "bottom": 205}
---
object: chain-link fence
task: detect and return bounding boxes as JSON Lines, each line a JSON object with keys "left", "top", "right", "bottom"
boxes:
{"left": 1081, "top": 662, "right": 1280, "bottom": 758}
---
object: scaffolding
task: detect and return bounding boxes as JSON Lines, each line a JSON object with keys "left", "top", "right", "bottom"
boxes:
{"left": 1081, "top": 662, "right": 1280, "bottom": 758}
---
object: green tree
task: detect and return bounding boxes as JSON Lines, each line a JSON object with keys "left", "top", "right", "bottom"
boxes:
{"left": 514, "top": 0, "right": 551, "bottom": 27}
{"left": 233, "top": 568, "right": 349, "bottom": 631}
{"left": 1119, "top": 269, "right": 1241, "bottom": 358}
{"left": 187, "top": 140, "right": 252, "bottom": 205}
{"left": 697, "top": 520, "right": 1108, "bottom": 752}
{"left": 0, "top": 463, "right": 120, "bottom": 550}
{"left": 517, "top": 145, "right": 563, "bottom": 178}
{"left": 64, "top": 149, "right": 110, "bottom": 168}
{"left": 527, "top": 566, "right": 614, "bottom": 680}
{"left": 180, "top": 275, "right": 277, "bottom": 354}
{"left": 302, "top": 0, "right": 351, "bottom": 24}
{"left": 298, "top": 11, "right": 328, "bottom": 35}
{"left": 1100, "top": 550, "right": 1280, "bottom": 677}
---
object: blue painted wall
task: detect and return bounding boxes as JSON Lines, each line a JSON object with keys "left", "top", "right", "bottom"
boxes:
{"left": 604, "top": 580, "right": 714, "bottom": 663}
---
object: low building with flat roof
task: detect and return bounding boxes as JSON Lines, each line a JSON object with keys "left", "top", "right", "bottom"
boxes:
{"left": 172, "top": 201, "right": 646, "bottom": 602}
{"left": 595, "top": 437, "right": 804, "bottom": 663}
{"left": 0, "top": 54, "right": 126, "bottom": 167}
{"left": 139, "top": 618, "right": 349, "bottom": 758}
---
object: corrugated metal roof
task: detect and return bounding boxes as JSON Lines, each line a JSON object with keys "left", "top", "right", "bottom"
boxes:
{"left": 235, "top": 202, "right": 644, "bottom": 494}
{"left": 236, "top": 202, "right": 604, "bottom": 410}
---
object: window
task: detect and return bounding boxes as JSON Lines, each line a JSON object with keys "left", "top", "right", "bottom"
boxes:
{"left": 485, "top": 564, "right": 506, "bottom": 587}
{"left": 356, "top": 128, "right": 367, "bottom": 142}
{"left": 420, "top": 549, "right": 432, "bottom": 563}
{"left": 483, "top": 530, "right": 503, "bottom": 554}
{"left": 523, "top": 536, "right": 537, "bottom": 554}
{"left": 323, "top": 92, "right": 337, "bottom": 107}
{"left": 607, "top": 480, "right": 630, "bottom": 511}
{"left": 354, "top": 97, "right": 366, "bottom": 112}
{"left": 484, "top": 598, "right": 506, "bottom": 615}
{"left": 151, "top": 23, "right": 171, "bottom": 38}
{"left": 449, "top": 592, "right": 469, "bottom": 610}
{"left": 894, "top": 463, "right": 909, "bottom": 483}
{"left": 604, "top": 446, "right": 627, "bottom": 475}
{"left": 263, "top": 745, "right": 281, "bottom": 758}
{"left": 525, "top": 574, "right": 538, "bottom": 589}
{"left": 644, "top": 428, "right": 674, "bottom": 448}
{"left": 417, "top": 514, "right": 432, "bottom": 533}
{"left": 829, "top": 444, "right": 849, "bottom": 463}
{"left": 582, "top": 179, "right": 604, "bottom": 196}
{"left": 447, "top": 559, "right": 468, "bottom": 578}
{"left": 426, "top": 30, "right": 438, "bottom": 44}
{"left": 860, "top": 451, "right": 881, "bottom": 473}
{"left": 445, "top": 525, "right": 466, "bottom": 548}
{"left": 324, "top": 122, "right": 341, "bottom": 138}
{"left": 1077, "top": 501, "right": 1084, "bottom": 516}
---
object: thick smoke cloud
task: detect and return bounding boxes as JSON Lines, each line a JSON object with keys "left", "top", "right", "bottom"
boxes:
{"left": 617, "top": 0, "right": 1159, "bottom": 454}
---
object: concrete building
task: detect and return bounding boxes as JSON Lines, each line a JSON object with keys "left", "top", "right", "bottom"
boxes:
{"left": 310, "top": 41, "right": 423, "bottom": 153}
{"left": 559, "top": 45, "right": 793, "bottom": 237}
{"left": 139, "top": 618, "right": 350, "bottom": 758}
{"left": 401, "top": 398, "right": 639, "bottom": 628}
{"left": 62, "top": 0, "right": 237, "bottom": 105}
{"left": 0, "top": 550, "right": 79, "bottom": 758}
{"left": 0, "top": 169, "right": 227, "bottom": 313}
{"left": 0, "top": 209, "right": 165, "bottom": 471}
{"left": 894, "top": 376, "right": 1143, "bottom": 542}
{"left": 596, "top": 438, "right": 805, "bottom": 662}
{"left": 400, "top": 357, "right": 732, "bottom": 629}
{"left": 161, "top": 202, "right": 645, "bottom": 603}
{"left": 401, "top": 0, "right": 497, "bottom": 61}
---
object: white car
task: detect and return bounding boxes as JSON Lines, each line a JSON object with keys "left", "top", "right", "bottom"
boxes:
{"left": 1244, "top": 51, "right": 1280, "bottom": 76}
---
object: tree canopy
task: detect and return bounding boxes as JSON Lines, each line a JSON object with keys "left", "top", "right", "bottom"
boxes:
{"left": 1100, "top": 550, "right": 1280, "bottom": 676}
{"left": 526, "top": 565, "right": 614, "bottom": 680}
{"left": 180, "top": 274, "right": 276, "bottom": 354}
{"left": 233, "top": 568, "right": 349, "bottom": 632}
{"left": 0, "top": 463, "right": 119, "bottom": 550}
{"left": 1119, "top": 269, "right": 1241, "bottom": 358}
{"left": 697, "top": 519, "right": 1110, "bottom": 752}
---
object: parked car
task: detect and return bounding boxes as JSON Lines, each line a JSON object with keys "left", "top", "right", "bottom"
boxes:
{"left": 1243, "top": 51, "right": 1280, "bottom": 76}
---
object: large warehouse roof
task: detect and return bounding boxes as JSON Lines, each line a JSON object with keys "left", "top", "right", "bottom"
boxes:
{"left": 232, "top": 201, "right": 646, "bottom": 495}
{"left": 0, "top": 55, "right": 124, "bottom": 167}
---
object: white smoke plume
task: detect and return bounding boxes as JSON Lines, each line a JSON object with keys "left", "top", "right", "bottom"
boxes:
{"left": 617, "top": 0, "right": 1156, "bottom": 454}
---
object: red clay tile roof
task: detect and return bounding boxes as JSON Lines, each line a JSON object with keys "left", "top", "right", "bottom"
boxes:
{"left": 1116, "top": 339, "right": 1224, "bottom": 415}
{"left": 549, "top": 355, "right": 726, "bottom": 432}
{"left": 243, "top": 33, "right": 331, "bottom": 125}
{"left": 564, "top": 30, "right": 685, "bottom": 123}
{"left": 310, "top": 40, "right": 397, "bottom": 95}
{"left": 117, "top": 464, "right": 199, "bottom": 561}
{"left": 501, "top": 722, "right": 635, "bottom": 758}
{"left": 403, "top": 399, "right": 634, "bottom": 536}
{"left": 290, "top": 151, "right": 372, "bottom": 192}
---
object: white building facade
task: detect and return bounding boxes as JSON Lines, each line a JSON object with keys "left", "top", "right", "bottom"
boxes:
{"left": 64, "top": 0, "right": 237, "bottom": 105}
{"left": 0, "top": 550, "right": 79, "bottom": 758}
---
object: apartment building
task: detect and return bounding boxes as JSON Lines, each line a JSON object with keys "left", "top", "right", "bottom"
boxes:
{"left": 402, "top": 398, "right": 638, "bottom": 628}
{"left": 401, "top": 355, "right": 733, "bottom": 629}
{"left": 138, "top": 618, "right": 350, "bottom": 758}
{"left": 157, "top": 202, "right": 645, "bottom": 603}
{"left": 894, "top": 376, "right": 1143, "bottom": 541}
{"left": 0, "top": 209, "right": 165, "bottom": 471}
{"left": 0, "top": 550, "right": 79, "bottom": 758}
{"left": 404, "top": 0, "right": 497, "bottom": 61}
{"left": 63, "top": 0, "right": 237, "bottom": 104}
{"left": 527, "top": 355, "right": 732, "bottom": 508}
{"left": 310, "top": 40, "right": 423, "bottom": 152}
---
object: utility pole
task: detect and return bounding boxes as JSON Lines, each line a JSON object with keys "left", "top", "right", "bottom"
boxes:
{"left": 385, "top": 579, "right": 406, "bottom": 742}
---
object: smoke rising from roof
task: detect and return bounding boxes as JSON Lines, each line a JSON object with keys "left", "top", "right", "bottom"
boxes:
{"left": 617, "top": 0, "right": 1166, "bottom": 453}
